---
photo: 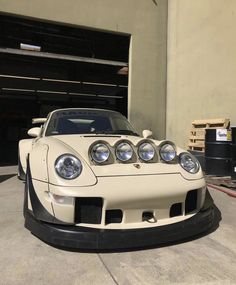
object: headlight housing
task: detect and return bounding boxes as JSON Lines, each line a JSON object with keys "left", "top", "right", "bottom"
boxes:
{"left": 55, "top": 154, "right": 82, "bottom": 179}
{"left": 179, "top": 152, "right": 200, "bottom": 174}
{"left": 116, "top": 142, "right": 133, "bottom": 162}
{"left": 138, "top": 142, "right": 155, "bottom": 161}
{"left": 91, "top": 143, "right": 110, "bottom": 163}
{"left": 159, "top": 142, "right": 176, "bottom": 162}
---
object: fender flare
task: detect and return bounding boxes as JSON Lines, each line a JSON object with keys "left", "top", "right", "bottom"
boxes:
{"left": 18, "top": 139, "right": 34, "bottom": 176}
{"left": 25, "top": 156, "right": 67, "bottom": 225}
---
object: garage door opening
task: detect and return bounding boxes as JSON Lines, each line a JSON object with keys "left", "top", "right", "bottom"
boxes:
{"left": 0, "top": 14, "right": 130, "bottom": 165}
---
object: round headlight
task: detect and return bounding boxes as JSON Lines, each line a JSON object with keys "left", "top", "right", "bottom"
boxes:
{"left": 160, "top": 143, "right": 176, "bottom": 162}
{"left": 179, "top": 152, "right": 200, "bottom": 174}
{"left": 138, "top": 142, "right": 155, "bottom": 161}
{"left": 116, "top": 142, "right": 133, "bottom": 162}
{"left": 55, "top": 154, "right": 82, "bottom": 179}
{"left": 91, "top": 143, "right": 110, "bottom": 163}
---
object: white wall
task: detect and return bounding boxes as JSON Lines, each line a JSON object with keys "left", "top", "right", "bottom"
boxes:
{"left": 167, "top": 0, "right": 236, "bottom": 148}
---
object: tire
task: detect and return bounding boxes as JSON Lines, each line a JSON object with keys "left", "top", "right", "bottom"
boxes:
{"left": 18, "top": 154, "right": 26, "bottom": 181}
{"left": 23, "top": 171, "right": 28, "bottom": 217}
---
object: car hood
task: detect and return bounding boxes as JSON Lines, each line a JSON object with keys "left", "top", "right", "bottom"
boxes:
{"left": 46, "top": 135, "right": 204, "bottom": 180}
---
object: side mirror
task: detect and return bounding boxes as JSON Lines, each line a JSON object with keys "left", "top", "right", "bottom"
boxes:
{"left": 142, "top": 129, "right": 153, "bottom": 139}
{"left": 27, "top": 127, "right": 41, "bottom": 138}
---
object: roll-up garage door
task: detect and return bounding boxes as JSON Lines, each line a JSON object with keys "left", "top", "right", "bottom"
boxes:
{"left": 0, "top": 14, "right": 130, "bottom": 165}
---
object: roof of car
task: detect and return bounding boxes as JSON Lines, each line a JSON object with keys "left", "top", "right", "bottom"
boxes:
{"left": 49, "top": 108, "right": 121, "bottom": 116}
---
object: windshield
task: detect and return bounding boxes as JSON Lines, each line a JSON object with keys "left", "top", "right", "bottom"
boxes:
{"left": 45, "top": 109, "right": 139, "bottom": 136}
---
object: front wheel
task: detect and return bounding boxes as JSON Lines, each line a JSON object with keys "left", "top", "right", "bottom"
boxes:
{"left": 23, "top": 171, "right": 29, "bottom": 217}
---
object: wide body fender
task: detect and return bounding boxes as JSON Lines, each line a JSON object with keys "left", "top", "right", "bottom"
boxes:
{"left": 18, "top": 139, "right": 34, "bottom": 173}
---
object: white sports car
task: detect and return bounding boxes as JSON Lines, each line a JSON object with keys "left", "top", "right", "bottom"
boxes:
{"left": 18, "top": 108, "right": 215, "bottom": 250}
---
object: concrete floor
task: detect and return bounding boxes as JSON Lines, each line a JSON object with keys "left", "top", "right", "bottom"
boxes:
{"left": 0, "top": 166, "right": 236, "bottom": 285}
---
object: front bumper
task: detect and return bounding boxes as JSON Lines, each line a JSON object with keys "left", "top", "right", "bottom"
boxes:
{"left": 25, "top": 191, "right": 216, "bottom": 250}
{"left": 48, "top": 174, "right": 206, "bottom": 225}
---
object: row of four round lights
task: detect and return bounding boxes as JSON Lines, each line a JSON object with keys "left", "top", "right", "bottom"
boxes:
{"left": 91, "top": 142, "right": 156, "bottom": 163}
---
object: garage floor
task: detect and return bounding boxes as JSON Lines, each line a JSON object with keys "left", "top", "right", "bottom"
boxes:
{"left": 1, "top": 166, "right": 236, "bottom": 285}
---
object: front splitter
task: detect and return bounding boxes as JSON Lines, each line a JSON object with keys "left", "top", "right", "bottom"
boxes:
{"left": 25, "top": 199, "right": 216, "bottom": 251}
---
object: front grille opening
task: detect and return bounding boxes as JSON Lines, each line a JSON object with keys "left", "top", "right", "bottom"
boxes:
{"left": 105, "top": 209, "right": 123, "bottom": 224}
{"left": 75, "top": 197, "right": 103, "bottom": 224}
{"left": 185, "top": 190, "right": 198, "bottom": 214}
{"left": 170, "top": 203, "right": 182, "bottom": 217}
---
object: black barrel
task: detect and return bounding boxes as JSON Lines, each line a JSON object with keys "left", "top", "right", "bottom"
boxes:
{"left": 205, "top": 129, "right": 231, "bottom": 176}
{"left": 231, "top": 127, "right": 236, "bottom": 179}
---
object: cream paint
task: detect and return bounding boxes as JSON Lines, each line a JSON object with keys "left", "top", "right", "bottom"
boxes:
{"left": 29, "top": 143, "right": 49, "bottom": 182}
{"left": 18, "top": 138, "right": 34, "bottom": 171}
{"left": 48, "top": 135, "right": 204, "bottom": 181}
{"left": 19, "top": 108, "right": 206, "bottom": 230}
{"left": 24, "top": 134, "right": 204, "bottom": 184}
{"left": 48, "top": 175, "right": 205, "bottom": 228}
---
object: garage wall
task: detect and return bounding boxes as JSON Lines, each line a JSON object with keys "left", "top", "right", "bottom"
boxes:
{"left": 167, "top": 0, "right": 236, "bottom": 148}
{"left": 0, "top": 0, "right": 168, "bottom": 139}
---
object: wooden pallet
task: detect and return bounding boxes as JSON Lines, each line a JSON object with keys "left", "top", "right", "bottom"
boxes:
{"left": 192, "top": 118, "right": 230, "bottom": 129}
{"left": 188, "top": 118, "right": 230, "bottom": 152}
